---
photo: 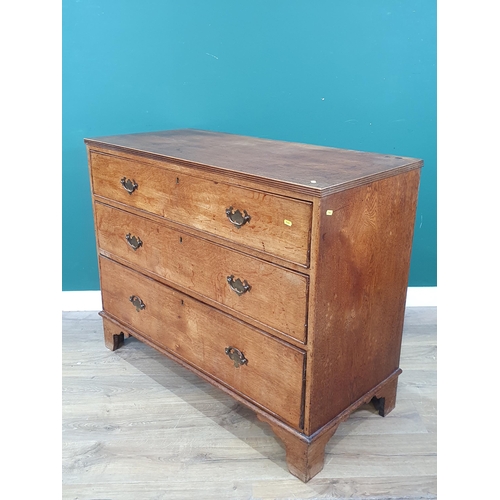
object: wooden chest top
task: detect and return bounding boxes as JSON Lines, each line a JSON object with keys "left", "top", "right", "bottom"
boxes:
{"left": 84, "top": 129, "right": 422, "bottom": 196}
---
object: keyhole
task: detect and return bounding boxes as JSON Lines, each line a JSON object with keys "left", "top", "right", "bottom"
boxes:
{"left": 176, "top": 177, "right": 180, "bottom": 184}
{"left": 179, "top": 236, "right": 183, "bottom": 243}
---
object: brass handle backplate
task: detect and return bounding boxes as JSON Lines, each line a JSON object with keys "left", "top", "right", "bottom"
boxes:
{"left": 225, "top": 346, "right": 248, "bottom": 368}
{"left": 225, "top": 206, "right": 251, "bottom": 228}
{"left": 121, "top": 177, "right": 138, "bottom": 194}
{"left": 227, "top": 275, "right": 251, "bottom": 295}
{"left": 125, "top": 233, "right": 143, "bottom": 250}
{"left": 129, "top": 295, "right": 145, "bottom": 312}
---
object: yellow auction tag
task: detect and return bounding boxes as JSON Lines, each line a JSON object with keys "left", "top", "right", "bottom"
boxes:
{"left": 326, "top": 210, "right": 333, "bottom": 216}
{"left": 284, "top": 219, "right": 292, "bottom": 226}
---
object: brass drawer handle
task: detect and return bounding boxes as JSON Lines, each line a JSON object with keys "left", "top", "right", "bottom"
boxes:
{"left": 120, "top": 177, "right": 138, "bottom": 194}
{"left": 125, "top": 233, "right": 143, "bottom": 251}
{"left": 227, "top": 275, "right": 251, "bottom": 295}
{"left": 225, "top": 346, "right": 248, "bottom": 368}
{"left": 225, "top": 206, "right": 251, "bottom": 228}
{"left": 129, "top": 295, "right": 145, "bottom": 312}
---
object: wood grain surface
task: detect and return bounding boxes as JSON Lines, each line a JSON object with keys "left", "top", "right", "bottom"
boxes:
{"left": 85, "top": 129, "right": 423, "bottom": 197}
{"left": 85, "top": 130, "right": 424, "bottom": 484}
{"left": 62, "top": 306, "right": 436, "bottom": 500}
{"left": 305, "top": 170, "right": 421, "bottom": 434}
{"left": 90, "top": 151, "right": 313, "bottom": 265}
{"left": 95, "top": 202, "right": 309, "bottom": 342}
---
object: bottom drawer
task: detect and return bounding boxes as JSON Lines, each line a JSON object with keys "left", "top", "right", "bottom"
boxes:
{"left": 99, "top": 256, "right": 306, "bottom": 429}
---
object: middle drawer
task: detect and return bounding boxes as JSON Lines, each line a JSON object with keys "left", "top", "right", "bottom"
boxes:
{"left": 95, "top": 202, "right": 308, "bottom": 343}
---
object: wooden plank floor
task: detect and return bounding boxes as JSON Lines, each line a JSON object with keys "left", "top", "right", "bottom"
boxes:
{"left": 62, "top": 307, "right": 436, "bottom": 500}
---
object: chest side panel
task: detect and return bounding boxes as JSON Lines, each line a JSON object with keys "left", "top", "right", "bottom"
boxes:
{"left": 305, "top": 168, "right": 421, "bottom": 434}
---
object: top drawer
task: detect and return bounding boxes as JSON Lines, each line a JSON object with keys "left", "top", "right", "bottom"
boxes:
{"left": 90, "top": 152, "right": 312, "bottom": 266}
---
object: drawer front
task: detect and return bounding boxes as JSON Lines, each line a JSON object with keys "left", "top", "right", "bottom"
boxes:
{"left": 99, "top": 257, "right": 305, "bottom": 429}
{"left": 95, "top": 202, "right": 308, "bottom": 342}
{"left": 90, "top": 152, "right": 312, "bottom": 266}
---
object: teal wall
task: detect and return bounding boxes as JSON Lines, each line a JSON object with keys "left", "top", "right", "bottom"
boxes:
{"left": 63, "top": 0, "right": 436, "bottom": 290}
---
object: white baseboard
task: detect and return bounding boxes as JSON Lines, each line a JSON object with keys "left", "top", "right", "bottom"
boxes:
{"left": 405, "top": 287, "right": 437, "bottom": 307}
{"left": 62, "top": 287, "right": 437, "bottom": 311}
{"left": 62, "top": 291, "right": 102, "bottom": 312}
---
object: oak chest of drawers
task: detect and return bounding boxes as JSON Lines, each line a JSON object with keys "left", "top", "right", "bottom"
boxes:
{"left": 85, "top": 129, "right": 422, "bottom": 482}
